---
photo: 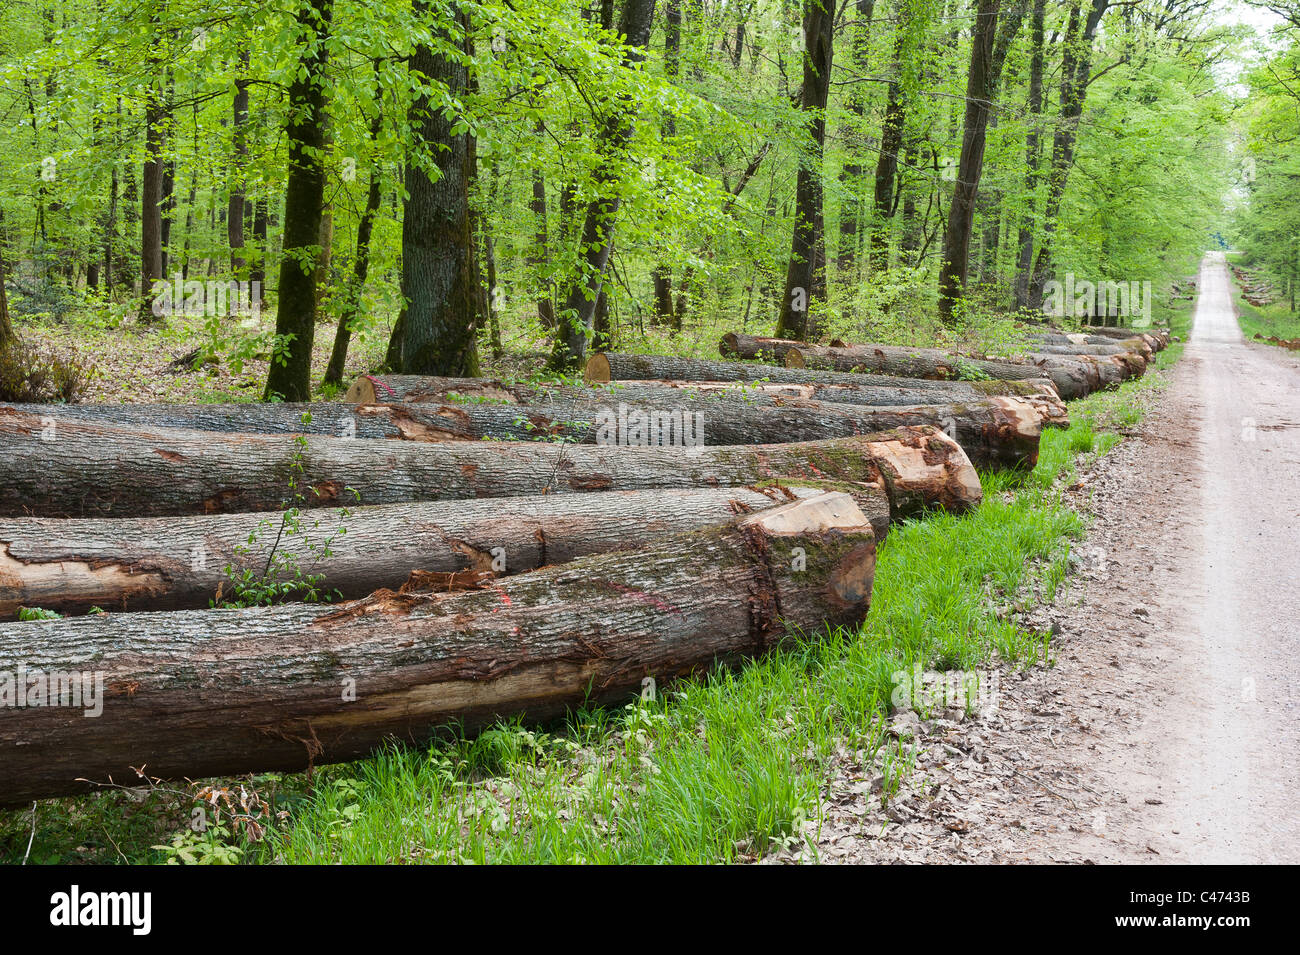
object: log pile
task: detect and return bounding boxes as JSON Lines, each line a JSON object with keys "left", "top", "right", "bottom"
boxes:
{"left": 1, "top": 374, "right": 985, "bottom": 799}
{"left": 2, "top": 312, "right": 1144, "bottom": 802}
{"left": 1230, "top": 265, "right": 1277, "bottom": 308}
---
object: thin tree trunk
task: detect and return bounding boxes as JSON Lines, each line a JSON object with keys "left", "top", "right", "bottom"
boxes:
{"left": 650, "top": 0, "right": 681, "bottom": 323}
{"left": 869, "top": 25, "right": 908, "bottom": 272}
{"left": 775, "top": 0, "right": 834, "bottom": 340}
{"left": 937, "top": 0, "right": 1027, "bottom": 320}
{"left": 139, "top": 50, "right": 166, "bottom": 320}
{"left": 324, "top": 104, "right": 384, "bottom": 386}
{"left": 837, "top": 0, "right": 875, "bottom": 278}
{"left": 547, "top": 0, "right": 658, "bottom": 371}
{"left": 228, "top": 48, "right": 250, "bottom": 273}
{"left": 1028, "top": 0, "right": 1109, "bottom": 308}
{"left": 264, "top": 0, "right": 334, "bottom": 401}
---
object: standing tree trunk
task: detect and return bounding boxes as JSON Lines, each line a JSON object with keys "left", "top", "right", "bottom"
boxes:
{"left": 264, "top": 0, "right": 334, "bottom": 401}
{"left": 228, "top": 48, "right": 250, "bottom": 274}
{"left": 398, "top": 1, "right": 480, "bottom": 377}
{"left": 836, "top": 0, "right": 875, "bottom": 280}
{"left": 1028, "top": 0, "right": 1109, "bottom": 308}
{"left": 0, "top": 208, "right": 11, "bottom": 348}
{"left": 1014, "top": 0, "right": 1047, "bottom": 309}
{"left": 869, "top": 23, "right": 908, "bottom": 272}
{"left": 650, "top": 0, "right": 681, "bottom": 323}
{"left": 324, "top": 95, "right": 384, "bottom": 386}
{"left": 775, "top": 0, "right": 834, "bottom": 341}
{"left": 937, "top": 0, "right": 1027, "bottom": 321}
{"left": 547, "top": 0, "right": 658, "bottom": 372}
{"left": 529, "top": 125, "right": 557, "bottom": 329}
{"left": 139, "top": 51, "right": 166, "bottom": 321}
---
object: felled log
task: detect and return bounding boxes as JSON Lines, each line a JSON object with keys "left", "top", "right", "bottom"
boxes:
{"left": 0, "top": 409, "right": 980, "bottom": 519}
{"left": 1026, "top": 340, "right": 1144, "bottom": 359}
{"left": 0, "top": 493, "right": 877, "bottom": 804}
{"left": 1083, "top": 325, "right": 1170, "bottom": 349}
{"left": 607, "top": 379, "right": 1068, "bottom": 430}
{"left": 718, "top": 333, "right": 846, "bottom": 361}
{"left": 584, "top": 351, "right": 1061, "bottom": 400}
{"left": 0, "top": 484, "right": 885, "bottom": 618}
{"left": 783, "top": 343, "right": 1125, "bottom": 399}
{"left": 354, "top": 372, "right": 1061, "bottom": 411}
{"left": 3, "top": 401, "right": 457, "bottom": 443}
{"left": 17, "top": 388, "right": 1040, "bottom": 470}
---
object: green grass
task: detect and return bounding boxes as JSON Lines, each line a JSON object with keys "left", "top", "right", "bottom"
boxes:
{"left": 0, "top": 354, "right": 1181, "bottom": 865}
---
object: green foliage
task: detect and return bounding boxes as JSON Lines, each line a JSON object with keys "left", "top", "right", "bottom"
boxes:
{"left": 17, "top": 606, "right": 63, "bottom": 621}
{"left": 216, "top": 415, "right": 357, "bottom": 608}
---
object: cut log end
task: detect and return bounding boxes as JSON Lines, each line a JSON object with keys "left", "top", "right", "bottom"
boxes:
{"left": 785, "top": 348, "right": 806, "bottom": 369}
{"left": 345, "top": 376, "right": 379, "bottom": 404}
{"left": 584, "top": 353, "right": 613, "bottom": 384}
{"left": 740, "top": 491, "right": 871, "bottom": 536}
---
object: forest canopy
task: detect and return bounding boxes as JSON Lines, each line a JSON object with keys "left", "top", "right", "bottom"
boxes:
{"left": 0, "top": 0, "right": 1266, "bottom": 399}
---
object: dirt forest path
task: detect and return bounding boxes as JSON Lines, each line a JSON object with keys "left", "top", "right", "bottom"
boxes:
{"left": 802, "top": 251, "right": 1300, "bottom": 864}
{"left": 1129, "top": 250, "right": 1300, "bottom": 862}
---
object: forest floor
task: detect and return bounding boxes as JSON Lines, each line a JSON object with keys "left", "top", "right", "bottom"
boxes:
{"left": 781, "top": 252, "right": 1300, "bottom": 864}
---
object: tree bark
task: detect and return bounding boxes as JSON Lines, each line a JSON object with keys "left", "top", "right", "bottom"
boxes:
{"left": 584, "top": 350, "right": 1060, "bottom": 397}
{"left": 398, "top": 2, "right": 480, "bottom": 377}
{"left": 782, "top": 342, "right": 1130, "bottom": 398}
{"left": 139, "top": 55, "right": 166, "bottom": 320}
{"left": 0, "top": 408, "right": 979, "bottom": 519}
{"left": 22, "top": 389, "right": 1013, "bottom": 488}
{"left": 869, "top": 21, "right": 909, "bottom": 272}
{"left": 0, "top": 494, "right": 876, "bottom": 804}
{"left": 264, "top": 0, "right": 334, "bottom": 401}
{"left": 0, "top": 208, "right": 12, "bottom": 348}
{"left": 775, "top": 0, "right": 834, "bottom": 341}
{"left": 18, "top": 385, "right": 1035, "bottom": 470}
{"left": 347, "top": 372, "right": 1066, "bottom": 429}
{"left": 721, "top": 332, "right": 845, "bottom": 361}
{"left": 0, "top": 484, "right": 882, "bottom": 618}
{"left": 650, "top": 0, "right": 681, "bottom": 322}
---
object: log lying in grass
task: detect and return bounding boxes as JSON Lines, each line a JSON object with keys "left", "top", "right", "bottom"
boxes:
{"left": 0, "top": 408, "right": 979, "bottom": 519}
{"left": 0, "top": 493, "right": 877, "bottom": 805}
{"left": 0, "top": 484, "right": 886, "bottom": 618}
{"left": 782, "top": 343, "right": 1126, "bottom": 399}
{"left": 584, "top": 351, "right": 1062, "bottom": 399}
